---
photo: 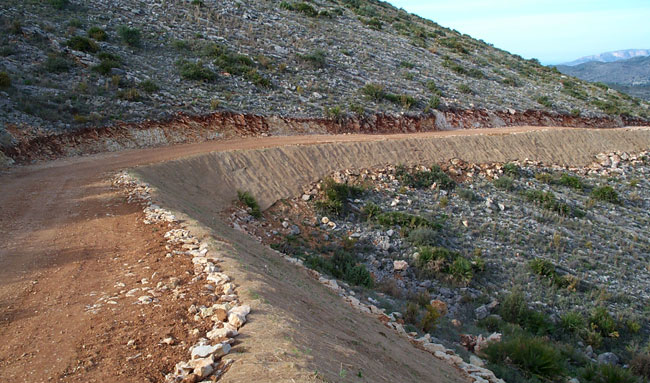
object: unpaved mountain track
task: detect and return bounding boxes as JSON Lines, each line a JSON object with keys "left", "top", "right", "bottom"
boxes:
{"left": 0, "top": 126, "right": 647, "bottom": 382}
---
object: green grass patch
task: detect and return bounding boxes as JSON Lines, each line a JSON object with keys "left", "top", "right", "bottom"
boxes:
{"left": 396, "top": 164, "right": 455, "bottom": 190}
{"left": 237, "top": 190, "right": 261, "bottom": 218}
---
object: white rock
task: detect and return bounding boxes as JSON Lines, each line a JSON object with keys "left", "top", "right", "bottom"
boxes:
{"left": 207, "top": 326, "right": 238, "bottom": 340}
{"left": 393, "top": 260, "right": 409, "bottom": 271}
{"left": 321, "top": 217, "right": 330, "bottom": 224}
{"left": 138, "top": 295, "right": 152, "bottom": 304}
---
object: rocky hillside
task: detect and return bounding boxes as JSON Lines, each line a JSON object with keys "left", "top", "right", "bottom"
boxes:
{"left": 556, "top": 56, "right": 650, "bottom": 101}
{"left": 1, "top": 0, "right": 649, "bottom": 140}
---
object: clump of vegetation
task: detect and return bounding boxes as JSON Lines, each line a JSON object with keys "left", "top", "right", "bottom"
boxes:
{"left": 117, "top": 88, "right": 141, "bottom": 101}
{"left": 560, "top": 311, "right": 586, "bottom": 334}
{"left": 49, "top": 0, "right": 70, "bottom": 10}
{"left": 92, "top": 56, "right": 120, "bottom": 75}
{"left": 396, "top": 164, "right": 456, "bottom": 190}
{"left": 502, "top": 162, "right": 521, "bottom": 178}
{"left": 457, "top": 84, "right": 472, "bottom": 94}
{"left": 298, "top": 50, "right": 326, "bottom": 68}
{"left": 590, "top": 186, "right": 620, "bottom": 204}
{"left": 66, "top": 36, "right": 99, "bottom": 53}
{"left": 529, "top": 258, "right": 579, "bottom": 290}
{"left": 498, "top": 291, "right": 554, "bottom": 335}
{"left": 458, "top": 188, "right": 478, "bottom": 202}
{"left": 303, "top": 250, "right": 373, "bottom": 287}
{"left": 375, "top": 211, "right": 440, "bottom": 231}
{"left": 589, "top": 307, "right": 617, "bottom": 337}
{"left": 324, "top": 105, "right": 343, "bottom": 121}
{"left": 537, "top": 95, "right": 553, "bottom": 108}
{"left": 360, "top": 17, "right": 383, "bottom": 30}
{"left": 630, "top": 353, "right": 650, "bottom": 379}
{"left": 177, "top": 60, "right": 216, "bottom": 82}
{"left": 315, "top": 178, "right": 364, "bottom": 216}
{"left": 43, "top": 53, "right": 72, "bottom": 73}
{"left": 117, "top": 25, "right": 141, "bottom": 47}
{"left": 360, "top": 83, "right": 416, "bottom": 109}
{"left": 420, "top": 304, "right": 441, "bottom": 332}
{"left": 484, "top": 335, "right": 565, "bottom": 380}
{"left": 415, "top": 246, "right": 480, "bottom": 284}
{"left": 279, "top": 1, "right": 319, "bottom": 17}
{"left": 361, "top": 83, "right": 385, "bottom": 101}
{"left": 524, "top": 189, "right": 584, "bottom": 217}
{"left": 87, "top": 26, "right": 107, "bottom": 41}
{"left": 237, "top": 190, "right": 261, "bottom": 218}
{"left": 139, "top": 79, "right": 159, "bottom": 93}
{"left": 493, "top": 176, "right": 514, "bottom": 191}
{"left": 407, "top": 227, "right": 438, "bottom": 246}
{"left": 580, "top": 363, "right": 639, "bottom": 383}
{"left": 0, "top": 72, "right": 10, "bottom": 89}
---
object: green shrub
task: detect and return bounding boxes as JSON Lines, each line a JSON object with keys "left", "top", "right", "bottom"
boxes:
{"left": 535, "top": 172, "right": 554, "bottom": 183}
{"left": 415, "top": 246, "right": 456, "bottom": 269}
{"left": 502, "top": 162, "right": 521, "bottom": 178}
{"left": 427, "top": 95, "right": 441, "bottom": 110}
{"left": 425, "top": 80, "right": 442, "bottom": 95}
{"left": 0, "top": 72, "right": 10, "bottom": 89}
{"left": 498, "top": 291, "right": 553, "bottom": 335}
{"left": 557, "top": 173, "right": 585, "bottom": 190}
{"left": 177, "top": 60, "right": 216, "bottom": 81}
{"left": 399, "top": 61, "right": 415, "bottom": 69}
{"left": 49, "top": 0, "right": 69, "bottom": 10}
{"left": 87, "top": 26, "right": 107, "bottom": 41}
{"left": 525, "top": 190, "right": 573, "bottom": 216}
{"left": 344, "top": 264, "right": 373, "bottom": 288}
{"left": 457, "top": 84, "right": 472, "bottom": 94}
{"left": 580, "top": 363, "right": 639, "bottom": 383}
{"left": 420, "top": 304, "right": 441, "bottom": 332}
{"left": 591, "top": 186, "right": 619, "bottom": 204}
{"left": 361, "top": 202, "right": 382, "bottom": 220}
{"left": 140, "top": 80, "right": 159, "bottom": 93}
{"left": 324, "top": 106, "right": 343, "bottom": 120}
{"left": 396, "top": 164, "right": 455, "bottom": 190}
{"left": 407, "top": 227, "right": 438, "bottom": 246}
{"left": 458, "top": 188, "right": 478, "bottom": 202}
{"left": 237, "top": 190, "right": 261, "bottom": 218}
{"left": 589, "top": 307, "right": 617, "bottom": 337}
{"left": 376, "top": 211, "right": 438, "bottom": 230}
{"left": 483, "top": 335, "right": 565, "bottom": 379}
{"left": 493, "top": 176, "right": 514, "bottom": 191}
{"left": 66, "top": 36, "right": 99, "bottom": 53}
{"left": 117, "top": 25, "right": 141, "bottom": 47}
{"left": 449, "top": 256, "right": 473, "bottom": 284}
{"left": 305, "top": 250, "right": 373, "bottom": 288}
{"left": 43, "top": 53, "right": 71, "bottom": 73}
{"left": 537, "top": 95, "right": 552, "bottom": 108}
{"left": 630, "top": 353, "right": 650, "bottom": 379}
{"left": 361, "top": 17, "right": 383, "bottom": 30}
{"left": 361, "top": 83, "right": 385, "bottom": 101}
{"left": 560, "top": 311, "right": 586, "bottom": 333}
{"left": 404, "top": 301, "right": 419, "bottom": 324}
{"left": 529, "top": 258, "right": 555, "bottom": 277}
{"left": 315, "top": 178, "right": 363, "bottom": 216}
{"left": 298, "top": 50, "right": 326, "bottom": 68}
{"left": 92, "top": 59, "right": 120, "bottom": 75}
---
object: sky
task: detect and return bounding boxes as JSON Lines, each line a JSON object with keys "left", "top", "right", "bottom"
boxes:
{"left": 386, "top": 0, "right": 650, "bottom": 65}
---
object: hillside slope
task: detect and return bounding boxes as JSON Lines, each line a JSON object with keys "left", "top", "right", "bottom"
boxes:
{"left": 561, "top": 49, "right": 650, "bottom": 66}
{"left": 1, "top": 0, "right": 649, "bottom": 139}
{"left": 556, "top": 56, "right": 650, "bottom": 101}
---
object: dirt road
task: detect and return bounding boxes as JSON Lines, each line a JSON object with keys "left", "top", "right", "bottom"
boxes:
{"left": 0, "top": 126, "right": 643, "bottom": 382}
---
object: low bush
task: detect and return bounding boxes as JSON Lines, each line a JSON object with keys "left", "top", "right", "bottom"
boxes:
{"left": 375, "top": 211, "right": 438, "bottom": 230}
{"left": 630, "top": 353, "right": 650, "bottom": 379}
{"left": 0, "top": 72, "right": 10, "bottom": 89}
{"left": 483, "top": 335, "right": 565, "bottom": 379}
{"left": 298, "top": 50, "right": 326, "bottom": 68}
{"left": 396, "top": 165, "right": 456, "bottom": 190}
{"left": 498, "top": 291, "right": 554, "bottom": 335}
{"left": 589, "top": 307, "right": 617, "bottom": 337}
{"left": 537, "top": 95, "right": 552, "bottom": 108}
{"left": 87, "top": 26, "right": 107, "bottom": 41}
{"left": 117, "top": 25, "right": 141, "bottom": 47}
{"left": 560, "top": 311, "right": 586, "bottom": 333}
{"left": 315, "top": 178, "right": 364, "bottom": 216}
{"left": 117, "top": 88, "right": 141, "bottom": 101}
{"left": 580, "top": 363, "right": 639, "bottom": 383}
{"left": 49, "top": 0, "right": 69, "bottom": 10}
{"left": 237, "top": 190, "right": 261, "bottom": 218}
{"left": 420, "top": 304, "right": 441, "bottom": 332}
{"left": 177, "top": 60, "right": 216, "bottom": 82}
{"left": 457, "top": 84, "right": 472, "bottom": 94}
{"left": 557, "top": 174, "right": 585, "bottom": 190}
{"left": 361, "top": 202, "right": 382, "bottom": 220}
{"left": 66, "top": 36, "right": 99, "bottom": 53}
{"left": 43, "top": 53, "right": 71, "bottom": 73}
{"left": 524, "top": 190, "right": 576, "bottom": 217}
{"left": 407, "top": 227, "right": 438, "bottom": 246}
{"left": 493, "top": 176, "right": 514, "bottom": 191}
{"left": 502, "top": 162, "right": 521, "bottom": 178}
{"left": 92, "top": 58, "right": 120, "bottom": 75}
{"left": 590, "top": 186, "right": 619, "bottom": 204}
{"left": 139, "top": 79, "right": 159, "bottom": 93}
{"left": 457, "top": 188, "right": 478, "bottom": 202}
{"left": 304, "top": 250, "right": 373, "bottom": 288}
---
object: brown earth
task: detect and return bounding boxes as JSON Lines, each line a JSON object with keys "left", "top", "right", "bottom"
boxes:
{"left": 4, "top": 110, "right": 648, "bottom": 164}
{"left": 1, "top": 126, "right": 649, "bottom": 382}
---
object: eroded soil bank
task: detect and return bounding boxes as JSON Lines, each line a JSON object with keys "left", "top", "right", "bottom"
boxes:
{"left": 3, "top": 109, "right": 648, "bottom": 164}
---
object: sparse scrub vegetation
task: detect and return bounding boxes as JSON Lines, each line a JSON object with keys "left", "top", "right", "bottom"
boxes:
{"left": 536, "top": 95, "right": 552, "bottom": 108}
{"left": 87, "top": 26, "right": 107, "bottom": 41}
{"left": 66, "top": 36, "right": 99, "bottom": 53}
{"left": 315, "top": 178, "right": 364, "bottom": 216}
{"left": 117, "top": 26, "right": 141, "bottom": 47}
{"left": 590, "top": 186, "right": 620, "bottom": 204}
{"left": 177, "top": 60, "right": 216, "bottom": 82}
{"left": 0, "top": 72, "right": 10, "bottom": 89}
{"left": 298, "top": 50, "right": 327, "bottom": 69}
{"left": 237, "top": 190, "right": 261, "bottom": 218}
{"left": 396, "top": 164, "right": 456, "bottom": 190}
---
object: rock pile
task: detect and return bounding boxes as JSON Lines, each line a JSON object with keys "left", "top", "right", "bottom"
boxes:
{"left": 113, "top": 171, "right": 250, "bottom": 382}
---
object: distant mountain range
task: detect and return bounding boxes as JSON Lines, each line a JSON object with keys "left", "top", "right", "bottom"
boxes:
{"left": 556, "top": 55, "right": 650, "bottom": 101}
{"left": 561, "top": 49, "right": 650, "bottom": 66}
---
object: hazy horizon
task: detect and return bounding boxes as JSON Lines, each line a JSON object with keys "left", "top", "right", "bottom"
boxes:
{"left": 386, "top": 0, "right": 650, "bottom": 65}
